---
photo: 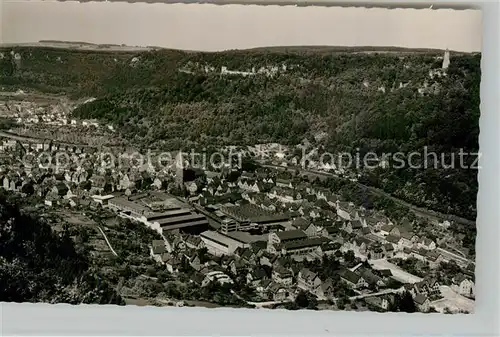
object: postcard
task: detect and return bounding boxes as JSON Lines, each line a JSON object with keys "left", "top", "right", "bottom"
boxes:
{"left": 0, "top": 2, "right": 480, "bottom": 316}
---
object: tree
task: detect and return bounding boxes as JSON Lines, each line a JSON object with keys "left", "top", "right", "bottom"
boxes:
{"left": 21, "top": 183, "right": 35, "bottom": 196}
{"left": 158, "top": 179, "right": 169, "bottom": 190}
{"left": 344, "top": 250, "right": 356, "bottom": 264}
{"left": 392, "top": 291, "right": 417, "bottom": 313}
{"left": 294, "top": 291, "right": 310, "bottom": 308}
{"left": 368, "top": 282, "right": 378, "bottom": 292}
{"left": 145, "top": 266, "right": 157, "bottom": 278}
{"left": 293, "top": 290, "right": 318, "bottom": 310}
{"left": 197, "top": 247, "right": 209, "bottom": 264}
{"left": 75, "top": 228, "right": 90, "bottom": 245}
{"left": 79, "top": 180, "right": 92, "bottom": 191}
{"left": 241, "top": 157, "right": 258, "bottom": 172}
{"left": 225, "top": 171, "right": 241, "bottom": 183}
{"left": 103, "top": 183, "right": 113, "bottom": 194}
{"left": 157, "top": 270, "right": 171, "bottom": 283}
{"left": 0, "top": 191, "right": 123, "bottom": 305}
{"left": 337, "top": 297, "right": 347, "bottom": 310}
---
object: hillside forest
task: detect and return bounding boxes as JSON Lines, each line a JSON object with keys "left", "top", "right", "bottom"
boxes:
{"left": 0, "top": 46, "right": 480, "bottom": 221}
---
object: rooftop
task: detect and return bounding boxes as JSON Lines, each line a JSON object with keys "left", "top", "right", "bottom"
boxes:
{"left": 283, "top": 237, "right": 327, "bottom": 250}
{"left": 200, "top": 230, "right": 242, "bottom": 248}
{"left": 292, "top": 217, "right": 310, "bottom": 230}
{"left": 350, "top": 219, "right": 363, "bottom": 229}
{"left": 219, "top": 203, "right": 290, "bottom": 224}
{"left": 275, "top": 229, "right": 307, "bottom": 241}
{"left": 252, "top": 214, "right": 291, "bottom": 224}
{"left": 414, "top": 294, "right": 428, "bottom": 305}
{"left": 341, "top": 269, "right": 361, "bottom": 284}
{"left": 299, "top": 268, "right": 318, "bottom": 281}
{"left": 224, "top": 231, "right": 268, "bottom": 244}
{"left": 381, "top": 224, "right": 394, "bottom": 232}
{"left": 386, "top": 234, "right": 401, "bottom": 244}
{"left": 146, "top": 209, "right": 191, "bottom": 221}
{"left": 157, "top": 214, "right": 207, "bottom": 226}
{"left": 109, "top": 197, "right": 149, "bottom": 214}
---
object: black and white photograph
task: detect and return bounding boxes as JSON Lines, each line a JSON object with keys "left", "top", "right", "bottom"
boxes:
{"left": 0, "top": 2, "right": 481, "bottom": 317}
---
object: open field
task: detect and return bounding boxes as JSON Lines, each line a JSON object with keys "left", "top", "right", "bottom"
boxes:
{"left": 431, "top": 286, "right": 475, "bottom": 313}
{"left": 61, "top": 210, "right": 96, "bottom": 226}
{"left": 369, "top": 259, "right": 423, "bottom": 284}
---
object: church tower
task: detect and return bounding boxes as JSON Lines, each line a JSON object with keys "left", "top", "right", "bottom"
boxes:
{"left": 442, "top": 49, "right": 450, "bottom": 69}
{"left": 175, "top": 151, "right": 184, "bottom": 187}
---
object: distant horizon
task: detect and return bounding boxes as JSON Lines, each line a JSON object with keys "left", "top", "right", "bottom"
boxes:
{"left": 3, "top": 3, "right": 482, "bottom": 53}
{"left": 1, "top": 40, "right": 479, "bottom": 55}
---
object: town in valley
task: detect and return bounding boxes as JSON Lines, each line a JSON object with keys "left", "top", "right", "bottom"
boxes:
{"left": 0, "top": 43, "right": 478, "bottom": 314}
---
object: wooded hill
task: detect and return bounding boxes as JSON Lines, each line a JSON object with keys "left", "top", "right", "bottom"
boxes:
{"left": 0, "top": 191, "right": 124, "bottom": 304}
{"left": 0, "top": 46, "right": 480, "bottom": 220}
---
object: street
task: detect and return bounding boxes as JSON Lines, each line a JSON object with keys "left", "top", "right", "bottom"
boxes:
{"left": 369, "top": 259, "right": 423, "bottom": 284}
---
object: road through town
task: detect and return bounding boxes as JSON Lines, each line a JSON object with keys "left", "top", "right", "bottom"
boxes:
{"left": 369, "top": 258, "right": 423, "bottom": 284}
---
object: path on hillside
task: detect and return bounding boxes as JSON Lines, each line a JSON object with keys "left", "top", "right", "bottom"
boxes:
{"left": 97, "top": 226, "right": 118, "bottom": 257}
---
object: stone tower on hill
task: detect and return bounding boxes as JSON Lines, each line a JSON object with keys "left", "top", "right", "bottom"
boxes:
{"left": 442, "top": 49, "right": 450, "bottom": 69}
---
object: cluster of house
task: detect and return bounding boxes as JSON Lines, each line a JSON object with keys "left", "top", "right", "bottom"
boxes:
{"left": 0, "top": 97, "right": 121, "bottom": 150}
{"left": 294, "top": 266, "right": 431, "bottom": 311}
{"left": 0, "top": 98, "right": 115, "bottom": 131}
{"left": 0, "top": 148, "right": 179, "bottom": 210}
{"left": 141, "top": 168, "right": 475, "bottom": 311}
{"left": 195, "top": 169, "right": 470, "bottom": 263}
{"left": 0, "top": 99, "right": 83, "bottom": 127}
{"left": 149, "top": 221, "right": 472, "bottom": 312}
